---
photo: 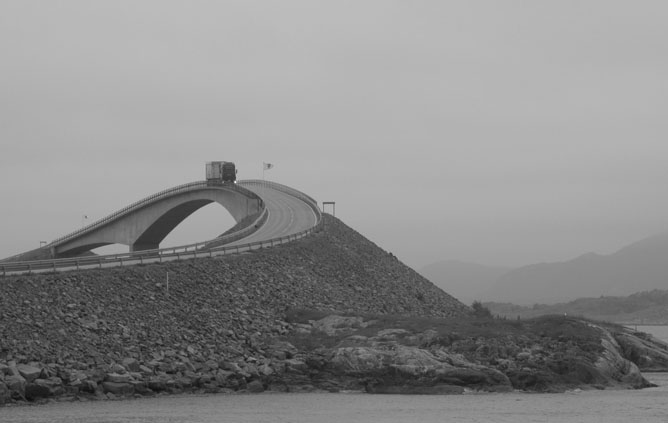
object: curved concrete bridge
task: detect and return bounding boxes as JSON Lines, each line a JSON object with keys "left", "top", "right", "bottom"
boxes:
{"left": 1, "top": 179, "right": 321, "bottom": 275}
{"left": 46, "top": 180, "right": 317, "bottom": 258}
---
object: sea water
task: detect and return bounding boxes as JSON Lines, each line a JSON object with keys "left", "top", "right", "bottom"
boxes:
{"left": 632, "top": 325, "right": 668, "bottom": 343}
{"left": 3, "top": 380, "right": 668, "bottom": 423}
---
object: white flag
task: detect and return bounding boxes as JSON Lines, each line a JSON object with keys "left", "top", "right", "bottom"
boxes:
{"left": 263, "top": 162, "right": 274, "bottom": 170}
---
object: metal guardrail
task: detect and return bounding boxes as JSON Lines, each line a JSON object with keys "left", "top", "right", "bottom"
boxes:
{"left": 1, "top": 180, "right": 321, "bottom": 277}
{"left": 239, "top": 180, "right": 321, "bottom": 220}
{"left": 240, "top": 180, "right": 319, "bottom": 208}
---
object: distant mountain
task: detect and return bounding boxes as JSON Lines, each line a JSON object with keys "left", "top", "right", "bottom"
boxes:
{"left": 484, "top": 232, "right": 668, "bottom": 304}
{"left": 419, "top": 260, "right": 512, "bottom": 305}
{"left": 485, "top": 289, "right": 668, "bottom": 325}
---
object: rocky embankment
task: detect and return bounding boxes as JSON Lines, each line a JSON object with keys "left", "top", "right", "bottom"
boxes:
{"left": 0, "top": 215, "right": 466, "bottom": 404}
{"left": 1, "top": 215, "right": 667, "bottom": 405}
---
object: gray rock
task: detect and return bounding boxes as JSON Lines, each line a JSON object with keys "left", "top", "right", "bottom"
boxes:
{"left": 147, "top": 375, "right": 171, "bottom": 392}
{"left": 17, "top": 364, "right": 43, "bottom": 383}
{"left": 595, "top": 331, "right": 648, "bottom": 388}
{"left": 122, "top": 358, "right": 141, "bottom": 373}
{"left": 108, "top": 363, "right": 126, "bottom": 374}
{"left": 614, "top": 330, "right": 668, "bottom": 372}
{"left": 268, "top": 341, "right": 298, "bottom": 360}
{"left": 259, "top": 364, "right": 274, "bottom": 376}
{"left": 80, "top": 380, "right": 97, "bottom": 393}
{"left": 284, "top": 359, "right": 309, "bottom": 373}
{"left": 130, "top": 380, "right": 150, "bottom": 395}
{"left": 247, "top": 380, "right": 265, "bottom": 393}
{"left": 4, "top": 374, "right": 26, "bottom": 397}
{"left": 106, "top": 372, "right": 133, "bottom": 383}
{"left": 68, "top": 378, "right": 83, "bottom": 393}
{"left": 102, "top": 381, "right": 135, "bottom": 396}
{"left": 175, "top": 376, "right": 194, "bottom": 389}
{"left": 25, "top": 377, "right": 64, "bottom": 400}
{"left": 0, "top": 382, "right": 10, "bottom": 405}
{"left": 203, "top": 360, "right": 219, "bottom": 372}
{"left": 214, "top": 370, "right": 243, "bottom": 389}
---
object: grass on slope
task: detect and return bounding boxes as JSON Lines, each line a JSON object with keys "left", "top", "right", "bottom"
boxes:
{"left": 284, "top": 308, "right": 610, "bottom": 352}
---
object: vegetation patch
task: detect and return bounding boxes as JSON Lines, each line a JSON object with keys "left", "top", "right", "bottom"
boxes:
{"left": 284, "top": 308, "right": 606, "bottom": 344}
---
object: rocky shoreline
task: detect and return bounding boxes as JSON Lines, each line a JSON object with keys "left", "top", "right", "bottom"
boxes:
{"left": 2, "top": 215, "right": 668, "bottom": 405}
{"left": 2, "top": 312, "right": 668, "bottom": 405}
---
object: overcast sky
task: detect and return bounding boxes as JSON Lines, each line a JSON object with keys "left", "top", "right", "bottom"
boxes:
{"left": 2, "top": 1, "right": 667, "bottom": 268}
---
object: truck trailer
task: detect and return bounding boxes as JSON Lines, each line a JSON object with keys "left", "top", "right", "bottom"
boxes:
{"left": 206, "top": 161, "right": 237, "bottom": 183}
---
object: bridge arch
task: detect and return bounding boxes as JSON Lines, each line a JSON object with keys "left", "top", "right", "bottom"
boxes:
{"left": 53, "top": 185, "right": 261, "bottom": 257}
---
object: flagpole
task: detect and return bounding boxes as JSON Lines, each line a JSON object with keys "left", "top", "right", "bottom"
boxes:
{"left": 262, "top": 162, "right": 273, "bottom": 189}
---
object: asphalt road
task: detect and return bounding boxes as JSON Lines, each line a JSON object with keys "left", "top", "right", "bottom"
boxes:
{"left": 230, "top": 184, "right": 318, "bottom": 246}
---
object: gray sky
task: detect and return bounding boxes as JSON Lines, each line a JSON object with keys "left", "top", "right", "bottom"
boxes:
{"left": 2, "top": 1, "right": 667, "bottom": 268}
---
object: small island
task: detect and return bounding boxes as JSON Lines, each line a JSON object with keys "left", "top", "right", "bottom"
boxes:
{"left": 2, "top": 216, "right": 668, "bottom": 404}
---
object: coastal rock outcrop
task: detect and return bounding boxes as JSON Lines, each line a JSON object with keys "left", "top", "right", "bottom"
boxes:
{"left": 613, "top": 328, "right": 668, "bottom": 371}
{"left": 275, "top": 314, "right": 656, "bottom": 394}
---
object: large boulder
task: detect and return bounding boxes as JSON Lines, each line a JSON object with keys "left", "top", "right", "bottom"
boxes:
{"left": 16, "top": 364, "right": 43, "bottom": 383}
{"left": 101, "top": 381, "right": 135, "bottom": 396}
{"left": 25, "top": 377, "right": 64, "bottom": 400}
{"left": 247, "top": 380, "right": 265, "bottom": 393}
{"left": 4, "top": 374, "right": 26, "bottom": 398}
{"left": 595, "top": 331, "right": 650, "bottom": 389}
{"left": 614, "top": 330, "right": 668, "bottom": 372}
{"left": 147, "top": 375, "right": 171, "bottom": 392}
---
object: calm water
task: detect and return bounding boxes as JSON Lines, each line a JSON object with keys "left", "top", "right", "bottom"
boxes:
{"left": 632, "top": 325, "right": 668, "bottom": 343}
{"left": 3, "top": 327, "right": 668, "bottom": 423}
